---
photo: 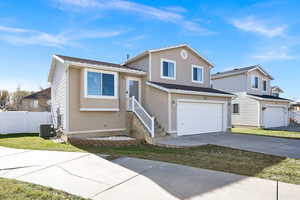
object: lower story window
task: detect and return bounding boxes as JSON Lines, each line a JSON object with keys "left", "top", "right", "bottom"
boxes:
{"left": 86, "top": 70, "right": 116, "bottom": 97}
{"left": 233, "top": 104, "right": 239, "bottom": 114}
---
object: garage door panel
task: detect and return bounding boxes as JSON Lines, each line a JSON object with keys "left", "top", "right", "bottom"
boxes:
{"left": 177, "top": 102, "right": 224, "bottom": 136}
{"left": 264, "top": 106, "right": 287, "bottom": 128}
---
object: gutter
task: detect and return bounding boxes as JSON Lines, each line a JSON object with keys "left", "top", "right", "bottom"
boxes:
{"left": 146, "top": 82, "right": 235, "bottom": 98}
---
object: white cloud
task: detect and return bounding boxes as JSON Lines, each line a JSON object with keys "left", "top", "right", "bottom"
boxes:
{"left": 53, "top": 0, "right": 212, "bottom": 35}
{"left": 163, "top": 6, "right": 187, "bottom": 13}
{"left": 253, "top": 46, "right": 295, "bottom": 61}
{"left": 0, "top": 25, "right": 125, "bottom": 47}
{"left": 230, "top": 16, "right": 286, "bottom": 37}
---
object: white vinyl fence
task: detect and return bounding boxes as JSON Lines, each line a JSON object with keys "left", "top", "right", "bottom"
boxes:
{"left": 0, "top": 111, "right": 51, "bottom": 134}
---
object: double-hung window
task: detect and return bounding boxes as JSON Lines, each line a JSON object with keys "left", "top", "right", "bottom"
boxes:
{"left": 251, "top": 76, "right": 259, "bottom": 89}
{"left": 161, "top": 59, "right": 176, "bottom": 79}
{"left": 85, "top": 69, "right": 117, "bottom": 98}
{"left": 192, "top": 65, "right": 204, "bottom": 83}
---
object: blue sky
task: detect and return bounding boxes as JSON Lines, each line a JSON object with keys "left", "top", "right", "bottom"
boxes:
{"left": 0, "top": 0, "right": 299, "bottom": 99}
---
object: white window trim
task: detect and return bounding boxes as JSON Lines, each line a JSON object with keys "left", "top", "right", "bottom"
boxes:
{"left": 84, "top": 68, "right": 118, "bottom": 99}
{"left": 191, "top": 65, "right": 204, "bottom": 84}
{"left": 160, "top": 58, "right": 176, "bottom": 80}
{"left": 251, "top": 75, "right": 259, "bottom": 90}
{"left": 262, "top": 79, "right": 267, "bottom": 91}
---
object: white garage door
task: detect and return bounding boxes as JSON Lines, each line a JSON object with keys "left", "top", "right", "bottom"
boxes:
{"left": 177, "top": 101, "right": 224, "bottom": 136}
{"left": 264, "top": 106, "right": 286, "bottom": 128}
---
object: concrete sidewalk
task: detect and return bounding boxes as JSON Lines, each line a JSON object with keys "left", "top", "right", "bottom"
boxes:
{"left": 0, "top": 146, "right": 299, "bottom": 200}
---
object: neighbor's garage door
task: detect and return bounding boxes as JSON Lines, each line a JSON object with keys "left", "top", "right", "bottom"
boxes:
{"left": 264, "top": 106, "right": 287, "bottom": 128}
{"left": 177, "top": 101, "right": 224, "bottom": 136}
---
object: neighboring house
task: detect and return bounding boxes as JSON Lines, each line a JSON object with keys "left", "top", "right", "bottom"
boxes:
{"left": 20, "top": 88, "right": 51, "bottom": 112}
{"left": 291, "top": 102, "right": 300, "bottom": 111}
{"left": 271, "top": 86, "right": 284, "bottom": 97}
{"left": 48, "top": 44, "right": 234, "bottom": 139}
{"left": 211, "top": 66, "right": 291, "bottom": 128}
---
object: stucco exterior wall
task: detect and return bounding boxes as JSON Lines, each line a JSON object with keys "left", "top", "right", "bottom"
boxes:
{"left": 141, "top": 85, "right": 169, "bottom": 132}
{"left": 68, "top": 67, "right": 134, "bottom": 133}
{"left": 150, "top": 47, "right": 211, "bottom": 87}
{"left": 126, "top": 56, "right": 149, "bottom": 74}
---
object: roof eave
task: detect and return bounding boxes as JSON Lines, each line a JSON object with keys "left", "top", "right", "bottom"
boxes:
{"left": 146, "top": 82, "right": 235, "bottom": 98}
{"left": 122, "top": 51, "right": 149, "bottom": 65}
{"left": 123, "top": 44, "right": 214, "bottom": 67}
{"left": 66, "top": 61, "right": 146, "bottom": 75}
{"left": 247, "top": 95, "right": 291, "bottom": 103}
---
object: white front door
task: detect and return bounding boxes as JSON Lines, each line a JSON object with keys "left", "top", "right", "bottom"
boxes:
{"left": 264, "top": 106, "right": 287, "bottom": 128}
{"left": 177, "top": 101, "right": 225, "bottom": 136}
{"left": 126, "top": 77, "right": 141, "bottom": 101}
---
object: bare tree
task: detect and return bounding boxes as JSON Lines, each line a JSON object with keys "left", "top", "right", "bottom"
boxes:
{"left": 11, "top": 86, "right": 32, "bottom": 110}
{"left": 0, "top": 90, "right": 9, "bottom": 109}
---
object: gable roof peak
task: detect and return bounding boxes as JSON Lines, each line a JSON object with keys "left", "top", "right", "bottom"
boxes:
{"left": 123, "top": 43, "right": 214, "bottom": 67}
{"left": 212, "top": 65, "right": 273, "bottom": 80}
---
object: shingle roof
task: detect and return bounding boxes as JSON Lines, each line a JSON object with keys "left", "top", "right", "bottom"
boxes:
{"left": 55, "top": 54, "right": 144, "bottom": 72}
{"left": 213, "top": 66, "right": 258, "bottom": 76}
{"left": 23, "top": 88, "right": 51, "bottom": 100}
{"left": 247, "top": 93, "right": 290, "bottom": 101}
{"left": 212, "top": 65, "right": 274, "bottom": 80}
{"left": 149, "top": 81, "right": 233, "bottom": 95}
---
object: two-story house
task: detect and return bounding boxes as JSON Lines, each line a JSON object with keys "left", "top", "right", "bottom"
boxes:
{"left": 211, "top": 65, "right": 290, "bottom": 128}
{"left": 48, "top": 44, "right": 234, "bottom": 140}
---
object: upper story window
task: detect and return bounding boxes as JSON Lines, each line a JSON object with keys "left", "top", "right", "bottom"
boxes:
{"left": 161, "top": 59, "right": 176, "bottom": 80}
{"left": 263, "top": 80, "right": 267, "bottom": 91}
{"left": 85, "top": 69, "right": 118, "bottom": 98}
{"left": 192, "top": 65, "right": 204, "bottom": 83}
{"left": 251, "top": 75, "right": 259, "bottom": 89}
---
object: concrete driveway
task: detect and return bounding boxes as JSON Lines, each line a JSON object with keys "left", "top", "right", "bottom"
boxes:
{"left": 156, "top": 132, "right": 300, "bottom": 159}
{"left": 0, "top": 146, "right": 300, "bottom": 200}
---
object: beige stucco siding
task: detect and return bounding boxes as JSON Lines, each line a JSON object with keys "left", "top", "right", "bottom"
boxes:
{"left": 247, "top": 70, "right": 271, "bottom": 95}
{"left": 151, "top": 47, "right": 211, "bottom": 87}
{"left": 170, "top": 94, "right": 231, "bottom": 132}
{"left": 126, "top": 56, "right": 149, "bottom": 74}
{"left": 232, "top": 94, "right": 260, "bottom": 127}
{"left": 51, "top": 61, "right": 66, "bottom": 129}
{"left": 212, "top": 74, "right": 247, "bottom": 93}
{"left": 68, "top": 67, "right": 128, "bottom": 132}
{"left": 143, "top": 85, "right": 169, "bottom": 132}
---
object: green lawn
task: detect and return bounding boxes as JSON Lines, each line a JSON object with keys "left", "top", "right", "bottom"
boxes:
{"left": 0, "top": 133, "right": 84, "bottom": 152}
{"left": 232, "top": 128, "right": 300, "bottom": 139}
{"left": 0, "top": 178, "right": 87, "bottom": 200}
{"left": 1, "top": 133, "right": 300, "bottom": 185}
